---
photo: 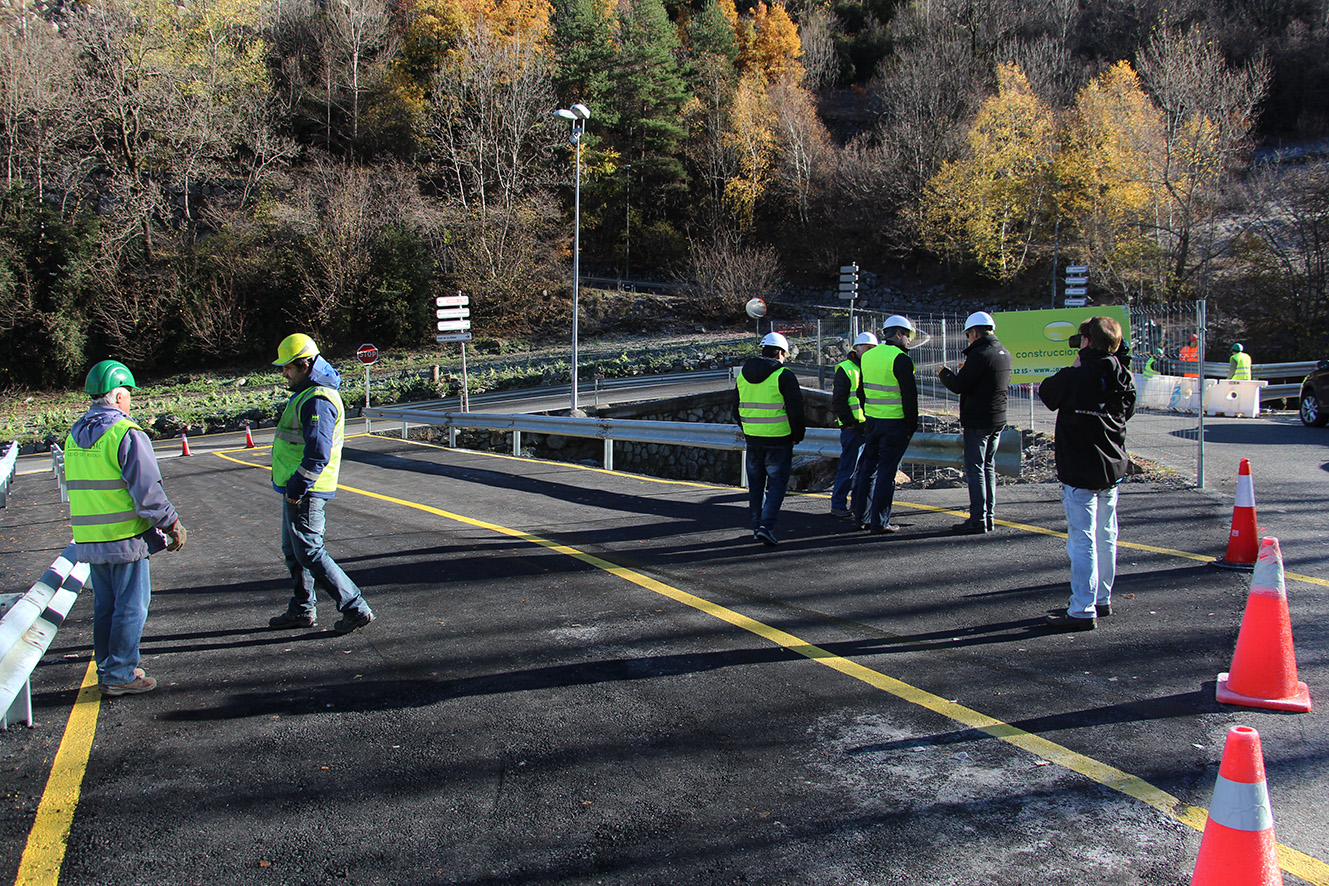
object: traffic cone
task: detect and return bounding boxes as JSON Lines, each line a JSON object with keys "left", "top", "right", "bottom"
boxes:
{"left": 1217, "top": 537, "right": 1312, "bottom": 713}
{"left": 180, "top": 432, "right": 192, "bottom": 457}
{"left": 244, "top": 424, "right": 256, "bottom": 448}
{"left": 1190, "top": 725, "right": 1281, "bottom": 886}
{"left": 1213, "top": 458, "right": 1258, "bottom": 570}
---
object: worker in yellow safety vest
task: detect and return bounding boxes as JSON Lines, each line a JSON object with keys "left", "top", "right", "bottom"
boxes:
{"left": 1229, "top": 343, "right": 1252, "bottom": 380}
{"left": 1142, "top": 347, "right": 1163, "bottom": 378}
{"left": 850, "top": 315, "right": 919, "bottom": 534}
{"left": 829, "top": 331, "right": 877, "bottom": 518}
{"left": 65, "top": 359, "right": 186, "bottom": 697}
{"left": 267, "top": 333, "right": 375, "bottom": 633}
{"left": 731, "top": 331, "right": 806, "bottom": 546}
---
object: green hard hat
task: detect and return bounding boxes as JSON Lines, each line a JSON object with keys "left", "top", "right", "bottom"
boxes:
{"left": 84, "top": 359, "right": 138, "bottom": 397}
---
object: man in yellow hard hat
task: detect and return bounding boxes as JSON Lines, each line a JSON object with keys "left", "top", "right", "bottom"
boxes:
{"left": 267, "top": 334, "right": 375, "bottom": 633}
{"left": 65, "top": 359, "right": 186, "bottom": 696}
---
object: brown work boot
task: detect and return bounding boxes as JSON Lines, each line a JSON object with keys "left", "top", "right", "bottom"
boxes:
{"left": 100, "top": 674, "right": 158, "bottom": 697}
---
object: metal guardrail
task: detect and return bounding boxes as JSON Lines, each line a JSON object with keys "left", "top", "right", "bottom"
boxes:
{"left": 0, "top": 442, "right": 17, "bottom": 508}
{"left": 0, "top": 543, "right": 89, "bottom": 729}
{"left": 361, "top": 408, "right": 1024, "bottom": 478}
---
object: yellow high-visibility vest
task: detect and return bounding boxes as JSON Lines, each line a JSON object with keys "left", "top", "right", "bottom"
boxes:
{"left": 1230, "top": 352, "right": 1252, "bottom": 380}
{"left": 65, "top": 418, "right": 152, "bottom": 543}
{"left": 737, "top": 370, "right": 792, "bottom": 437}
{"left": 835, "top": 358, "right": 865, "bottom": 424}
{"left": 861, "top": 344, "right": 908, "bottom": 419}
{"left": 272, "top": 385, "right": 345, "bottom": 492}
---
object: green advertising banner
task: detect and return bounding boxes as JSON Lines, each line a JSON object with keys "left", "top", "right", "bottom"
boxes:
{"left": 992, "top": 306, "right": 1131, "bottom": 383}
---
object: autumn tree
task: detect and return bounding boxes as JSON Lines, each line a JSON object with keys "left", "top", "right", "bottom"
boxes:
{"left": 920, "top": 63, "right": 1058, "bottom": 280}
{"left": 1136, "top": 24, "right": 1269, "bottom": 295}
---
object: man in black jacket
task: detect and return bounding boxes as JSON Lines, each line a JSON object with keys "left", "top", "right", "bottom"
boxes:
{"left": 1038, "top": 316, "right": 1137, "bottom": 631}
{"left": 938, "top": 311, "right": 1012, "bottom": 533}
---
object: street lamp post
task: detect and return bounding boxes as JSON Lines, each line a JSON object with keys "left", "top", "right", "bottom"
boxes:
{"left": 554, "top": 103, "right": 590, "bottom": 413}
{"left": 624, "top": 163, "right": 631, "bottom": 286}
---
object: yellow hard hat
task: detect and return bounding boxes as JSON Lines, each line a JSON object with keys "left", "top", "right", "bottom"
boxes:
{"left": 273, "top": 333, "right": 320, "bottom": 366}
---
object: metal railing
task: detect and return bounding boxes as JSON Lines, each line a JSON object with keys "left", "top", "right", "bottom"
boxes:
{"left": 0, "top": 544, "right": 89, "bottom": 729}
{"left": 361, "top": 407, "right": 1024, "bottom": 478}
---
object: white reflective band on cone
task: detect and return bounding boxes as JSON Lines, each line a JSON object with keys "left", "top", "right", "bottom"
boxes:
{"left": 1208, "top": 774, "right": 1274, "bottom": 831}
{"left": 1235, "top": 474, "right": 1255, "bottom": 508}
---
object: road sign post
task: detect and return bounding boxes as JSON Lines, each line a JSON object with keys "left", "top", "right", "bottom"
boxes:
{"left": 355, "top": 343, "right": 378, "bottom": 410}
{"left": 435, "top": 293, "right": 472, "bottom": 410}
{"left": 1064, "top": 265, "right": 1089, "bottom": 307}
{"left": 839, "top": 263, "right": 858, "bottom": 337}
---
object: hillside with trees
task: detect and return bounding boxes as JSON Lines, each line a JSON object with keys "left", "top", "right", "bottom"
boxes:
{"left": 2, "top": 0, "right": 1328, "bottom": 389}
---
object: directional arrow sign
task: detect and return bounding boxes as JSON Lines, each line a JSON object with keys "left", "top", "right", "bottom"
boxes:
{"left": 839, "top": 264, "right": 858, "bottom": 274}
{"left": 1064, "top": 276, "right": 1089, "bottom": 286}
{"left": 436, "top": 295, "right": 469, "bottom": 307}
{"left": 1063, "top": 286, "right": 1088, "bottom": 296}
{"left": 839, "top": 282, "right": 858, "bottom": 291}
{"left": 436, "top": 332, "right": 473, "bottom": 343}
{"left": 436, "top": 307, "right": 471, "bottom": 319}
{"left": 1065, "top": 264, "right": 1089, "bottom": 275}
{"left": 436, "top": 319, "right": 472, "bottom": 332}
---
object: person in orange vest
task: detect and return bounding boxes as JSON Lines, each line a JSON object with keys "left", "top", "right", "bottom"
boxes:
{"left": 1179, "top": 333, "right": 1199, "bottom": 378}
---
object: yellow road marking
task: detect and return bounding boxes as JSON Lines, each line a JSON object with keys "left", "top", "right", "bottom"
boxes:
{"left": 211, "top": 442, "right": 1329, "bottom": 883}
{"left": 14, "top": 662, "right": 101, "bottom": 886}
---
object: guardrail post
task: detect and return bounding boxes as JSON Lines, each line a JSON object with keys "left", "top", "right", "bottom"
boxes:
{"left": 604, "top": 439, "right": 614, "bottom": 471}
{"left": 513, "top": 430, "right": 522, "bottom": 456}
{"left": 740, "top": 447, "right": 747, "bottom": 487}
{"left": 448, "top": 427, "right": 457, "bottom": 448}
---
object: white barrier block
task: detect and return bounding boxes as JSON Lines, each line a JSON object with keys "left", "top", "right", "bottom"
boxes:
{"left": 1204, "top": 379, "right": 1268, "bottom": 418}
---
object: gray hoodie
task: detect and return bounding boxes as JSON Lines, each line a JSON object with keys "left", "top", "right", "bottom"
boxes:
{"left": 67, "top": 403, "right": 179, "bottom": 564}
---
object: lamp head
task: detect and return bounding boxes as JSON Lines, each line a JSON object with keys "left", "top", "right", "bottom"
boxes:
{"left": 571, "top": 103, "right": 591, "bottom": 120}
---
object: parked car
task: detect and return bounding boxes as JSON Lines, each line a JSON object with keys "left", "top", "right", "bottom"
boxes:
{"left": 1301, "top": 359, "right": 1329, "bottom": 427}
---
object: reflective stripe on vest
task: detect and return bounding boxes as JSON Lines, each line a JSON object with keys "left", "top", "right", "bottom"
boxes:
{"left": 836, "top": 359, "right": 865, "bottom": 424}
{"left": 737, "top": 371, "right": 792, "bottom": 437}
{"left": 1142, "top": 357, "right": 1158, "bottom": 378}
{"left": 1230, "top": 352, "right": 1252, "bottom": 380}
{"left": 64, "top": 418, "right": 152, "bottom": 543}
{"left": 861, "top": 344, "right": 907, "bottom": 419}
{"left": 271, "top": 385, "right": 345, "bottom": 492}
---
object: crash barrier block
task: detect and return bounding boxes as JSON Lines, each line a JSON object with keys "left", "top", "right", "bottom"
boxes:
{"left": 0, "top": 441, "right": 16, "bottom": 508}
{"left": 0, "top": 543, "right": 89, "bottom": 729}
{"left": 1134, "top": 374, "right": 1268, "bottom": 417}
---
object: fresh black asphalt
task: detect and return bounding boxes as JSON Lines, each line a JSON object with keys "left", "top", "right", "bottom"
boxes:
{"left": 1, "top": 430, "right": 1326, "bottom": 886}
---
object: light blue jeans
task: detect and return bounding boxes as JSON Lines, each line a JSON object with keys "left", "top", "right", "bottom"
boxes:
{"left": 281, "top": 496, "right": 372, "bottom": 620}
{"left": 91, "top": 558, "right": 151, "bottom": 686}
{"left": 1061, "top": 484, "right": 1119, "bottom": 618}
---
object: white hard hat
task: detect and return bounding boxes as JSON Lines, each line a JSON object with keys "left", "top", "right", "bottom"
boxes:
{"left": 761, "top": 332, "right": 790, "bottom": 352}
{"left": 964, "top": 311, "right": 996, "bottom": 331}
{"left": 882, "top": 314, "right": 915, "bottom": 335}
{"left": 853, "top": 332, "right": 878, "bottom": 347}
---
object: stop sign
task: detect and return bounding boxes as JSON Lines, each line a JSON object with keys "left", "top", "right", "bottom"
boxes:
{"left": 356, "top": 343, "right": 379, "bottom": 365}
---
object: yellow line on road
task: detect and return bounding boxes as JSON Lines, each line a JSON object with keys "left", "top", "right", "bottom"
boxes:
{"left": 212, "top": 442, "right": 1329, "bottom": 882}
{"left": 14, "top": 662, "right": 101, "bottom": 886}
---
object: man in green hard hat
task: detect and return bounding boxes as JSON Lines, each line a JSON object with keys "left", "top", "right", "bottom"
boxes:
{"left": 267, "top": 333, "right": 374, "bottom": 633}
{"left": 65, "top": 359, "right": 186, "bottom": 697}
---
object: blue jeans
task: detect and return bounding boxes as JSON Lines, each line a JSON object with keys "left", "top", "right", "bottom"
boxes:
{"left": 851, "top": 418, "right": 913, "bottom": 529}
{"left": 963, "top": 426, "right": 1002, "bottom": 528}
{"left": 281, "top": 496, "right": 371, "bottom": 619}
{"left": 745, "top": 440, "right": 793, "bottom": 531}
{"left": 91, "top": 558, "right": 151, "bottom": 686}
{"left": 831, "top": 425, "right": 865, "bottom": 510}
{"left": 1061, "top": 484, "right": 1119, "bottom": 618}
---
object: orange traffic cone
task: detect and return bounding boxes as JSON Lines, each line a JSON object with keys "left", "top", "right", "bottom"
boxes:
{"left": 1216, "top": 537, "right": 1312, "bottom": 713}
{"left": 1214, "top": 458, "right": 1259, "bottom": 570}
{"left": 244, "top": 424, "right": 256, "bottom": 448}
{"left": 1191, "top": 725, "right": 1281, "bottom": 886}
{"left": 180, "top": 432, "right": 192, "bottom": 457}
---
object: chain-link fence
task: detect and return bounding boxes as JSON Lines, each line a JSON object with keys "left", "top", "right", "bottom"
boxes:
{"left": 781, "top": 301, "right": 1211, "bottom": 487}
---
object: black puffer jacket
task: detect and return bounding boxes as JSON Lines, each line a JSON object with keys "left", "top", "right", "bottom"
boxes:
{"left": 938, "top": 333, "right": 1012, "bottom": 429}
{"left": 1039, "top": 349, "right": 1137, "bottom": 490}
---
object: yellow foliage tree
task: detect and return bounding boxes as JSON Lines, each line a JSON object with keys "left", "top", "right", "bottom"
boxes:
{"left": 732, "top": 2, "right": 802, "bottom": 84}
{"left": 921, "top": 63, "right": 1057, "bottom": 281}
{"left": 723, "top": 71, "right": 777, "bottom": 230}
{"left": 1059, "top": 60, "right": 1169, "bottom": 298}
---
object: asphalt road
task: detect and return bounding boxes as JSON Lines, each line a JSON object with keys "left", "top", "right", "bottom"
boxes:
{"left": 1, "top": 425, "right": 1327, "bottom": 886}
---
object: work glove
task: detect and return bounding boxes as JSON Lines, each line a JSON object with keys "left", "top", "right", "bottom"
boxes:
{"left": 166, "top": 521, "right": 187, "bottom": 552}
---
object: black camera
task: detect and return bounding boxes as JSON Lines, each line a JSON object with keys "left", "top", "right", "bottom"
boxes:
{"left": 1068, "top": 333, "right": 1083, "bottom": 349}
